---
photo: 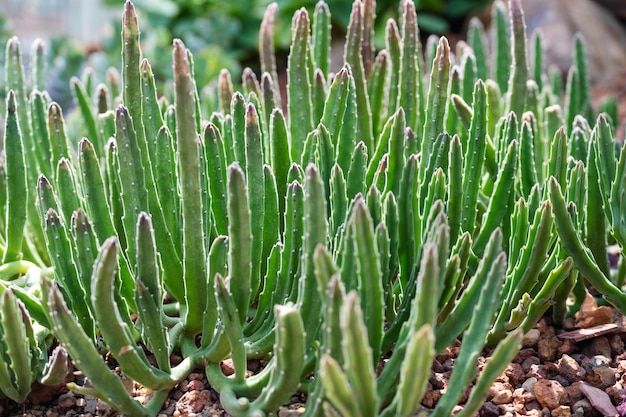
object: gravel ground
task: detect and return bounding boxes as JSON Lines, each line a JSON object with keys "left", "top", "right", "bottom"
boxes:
{"left": 2, "top": 292, "right": 626, "bottom": 417}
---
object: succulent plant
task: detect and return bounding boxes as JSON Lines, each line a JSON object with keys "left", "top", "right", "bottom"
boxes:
{"left": 0, "top": 0, "right": 625, "bottom": 415}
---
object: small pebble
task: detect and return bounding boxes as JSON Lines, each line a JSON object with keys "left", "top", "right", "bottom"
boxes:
{"left": 588, "top": 337, "right": 612, "bottom": 358}
{"left": 479, "top": 401, "right": 500, "bottom": 417}
{"left": 523, "top": 377, "right": 539, "bottom": 394}
{"left": 176, "top": 389, "right": 212, "bottom": 414}
{"left": 586, "top": 364, "right": 617, "bottom": 388}
{"left": 220, "top": 359, "right": 235, "bottom": 376}
{"left": 429, "top": 372, "right": 447, "bottom": 389}
{"left": 565, "top": 382, "right": 584, "bottom": 403}
{"left": 57, "top": 393, "right": 76, "bottom": 411}
{"left": 516, "top": 386, "right": 535, "bottom": 402}
{"left": 532, "top": 379, "right": 565, "bottom": 410}
{"left": 538, "top": 335, "right": 561, "bottom": 362}
{"left": 528, "top": 363, "right": 558, "bottom": 379}
{"left": 491, "top": 389, "right": 513, "bottom": 405}
{"left": 553, "top": 374, "right": 571, "bottom": 388}
{"left": 562, "top": 317, "right": 576, "bottom": 330}
{"left": 572, "top": 399, "right": 594, "bottom": 415}
{"left": 589, "top": 355, "right": 611, "bottom": 367}
{"left": 504, "top": 362, "right": 525, "bottom": 386}
{"left": 188, "top": 372, "right": 205, "bottom": 381}
{"left": 187, "top": 380, "right": 205, "bottom": 391}
{"left": 516, "top": 348, "right": 539, "bottom": 364}
{"left": 84, "top": 396, "right": 98, "bottom": 413}
{"left": 522, "top": 356, "right": 541, "bottom": 373}
{"left": 525, "top": 400, "right": 542, "bottom": 411}
{"left": 557, "top": 354, "right": 586, "bottom": 382}
{"left": 551, "top": 405, "right": 571, "bottom": 417}
{"left": 523, "top": 329, "right": 541, "bottom": 348}
{"left": 610, "top": 334, "right": 625, "bottom": 355}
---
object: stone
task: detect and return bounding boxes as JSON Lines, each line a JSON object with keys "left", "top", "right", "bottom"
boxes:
{"left": 497, "top": 402, "right": 524, "bottom": 415}
{"left": 247, "top": 359, "right": 263, "bottom": 373}
{"left": 522, "top": 356, "right": 542, "bottom": 373}
{"left": 435, "top": 340, "right": 460, "bottom": 363}
{"left": 442, "top": 358, "right": 455, "bottom": 372}
{"left": 523, "top": 377, "right": 539, "bottom": 395}
{"left": 538, "top": 335, "right": 561, "bottom": 362}
{"left": 421, "top": 389, "right": 441, "bottom": 408}
{"left": 578, "top": 382, "right": 619, "bottom": 416}
{"left": 57, "top": 393, "right": 76, "bottom": 411}
{"left": 431, "top": 359, "right": 444, "bottom": 373}
{"left": 551, "top": 405, "right": 571, "bottom": 417}
{"left": 523, "top": 329, "right": 541, "bottom": 348}
{"left": 84, "top": 396, "right": 98, "bottom": 414}
{"left": 492, "top": 389, "right": 514, "bottom": 405}
{"left": 589, "top": 336, "right": 613, "bottom": 358}
{"left": 532, "top": 379, "right": 566, "bottom": 410}
{"left": 175, "top": 389, "right": 212, "bottom": 414}
{"left": 504, "top": 363, "right": 526, "bottom": 386}
{"left": 606, "top": 382, "right": 626, "bottom": 404}
{"left": 577, "top": 294, "right": 614, "bottom": 328}
{"left": 220, "top": 359, "right": 235, "bottom": 376}
{"left": 479, "top": 401, "right": 500, "bottom": 417}
{"left": 617, "top": 396, "right": 626, "bottom": 416}
{"left": 429, "top": 372, "right": 448, "bottom": 390}
{"left": 562, "top": 317, "right": 576, "bottom": 331}
{"left": 27, "top": 382, "right": 68, "bottom": 405}
{"left": 525, "top": 400, "right": 542, "bottom": 412}
{"left": 187, "top": 380, "right": 205, "bottom": 391}
{"left": 591, "top": 355, "right": 612, "bottom": 366}
{"left": 96, "top": 399, "right": 112, "bottom": 415}
{"left": 515, "top": 386, "right": 536, "bottom": 403}
{"left": 178, "top": 380, "right": 189, "bottom": 392}
{"left": 528, "top": 363, "right": 558, "bottom": 379}
{"left": 452, "top": 405, "right": 464, "bottom": 415}
{"left": 558, "top": 324, "right": 620, "bottom": 343}
{"left": 278, "top": 406, "right": 306, "bottom": 417}
{"left": 565, "top": 382, "right": 584, "bottom": 404}
{"left": 586, "top": 364, "right": 617, "bottom": 388}
{"left": 488, "top": 381, "right": 513, "bottom": 397}
{"left": 610, "top": 334, "right": 625, "bottom": 356}
{"left": 515, "top": 348, "right": 539, "bottom": 364}
{"left": 188, "top": 372, "right": 205, "bottom": 381}
{"left": 553, "top": 375, "right": 571, "bottom": 388}
{"left": 170, "top": 354, "right": 183, "bottom": 366}
{"left": 557, "top": 354, "right": 586, "bottom": 382}
{"left": 558, "top": 338, "right": 577, "bottom": 355}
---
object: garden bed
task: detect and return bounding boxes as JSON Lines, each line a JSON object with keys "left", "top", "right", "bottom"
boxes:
{"left": 3, "top": 297, "right": 626, "bottom": 416}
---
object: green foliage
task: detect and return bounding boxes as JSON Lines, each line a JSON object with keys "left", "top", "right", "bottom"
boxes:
{"left": 0, "top": 0, "right": 625, "bottom": 416}
{"left": 99, "top": 0, "right": 493, "bottom": 90}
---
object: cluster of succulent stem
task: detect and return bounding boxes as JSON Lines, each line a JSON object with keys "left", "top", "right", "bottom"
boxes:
{"left": 0, "top": 0, "right": 625, "bottom": 416}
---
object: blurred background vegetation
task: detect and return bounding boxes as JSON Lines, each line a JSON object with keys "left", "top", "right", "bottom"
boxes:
{"left": 99, "top": 0, "right": 493, "bottom": 87}
{"left": 0, "top": 0, "right": 494, "bottom": 110}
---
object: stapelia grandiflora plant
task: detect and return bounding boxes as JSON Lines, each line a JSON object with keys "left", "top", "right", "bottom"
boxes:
{"left": 0, "top": 0, "right": 625, "bottom": 415}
